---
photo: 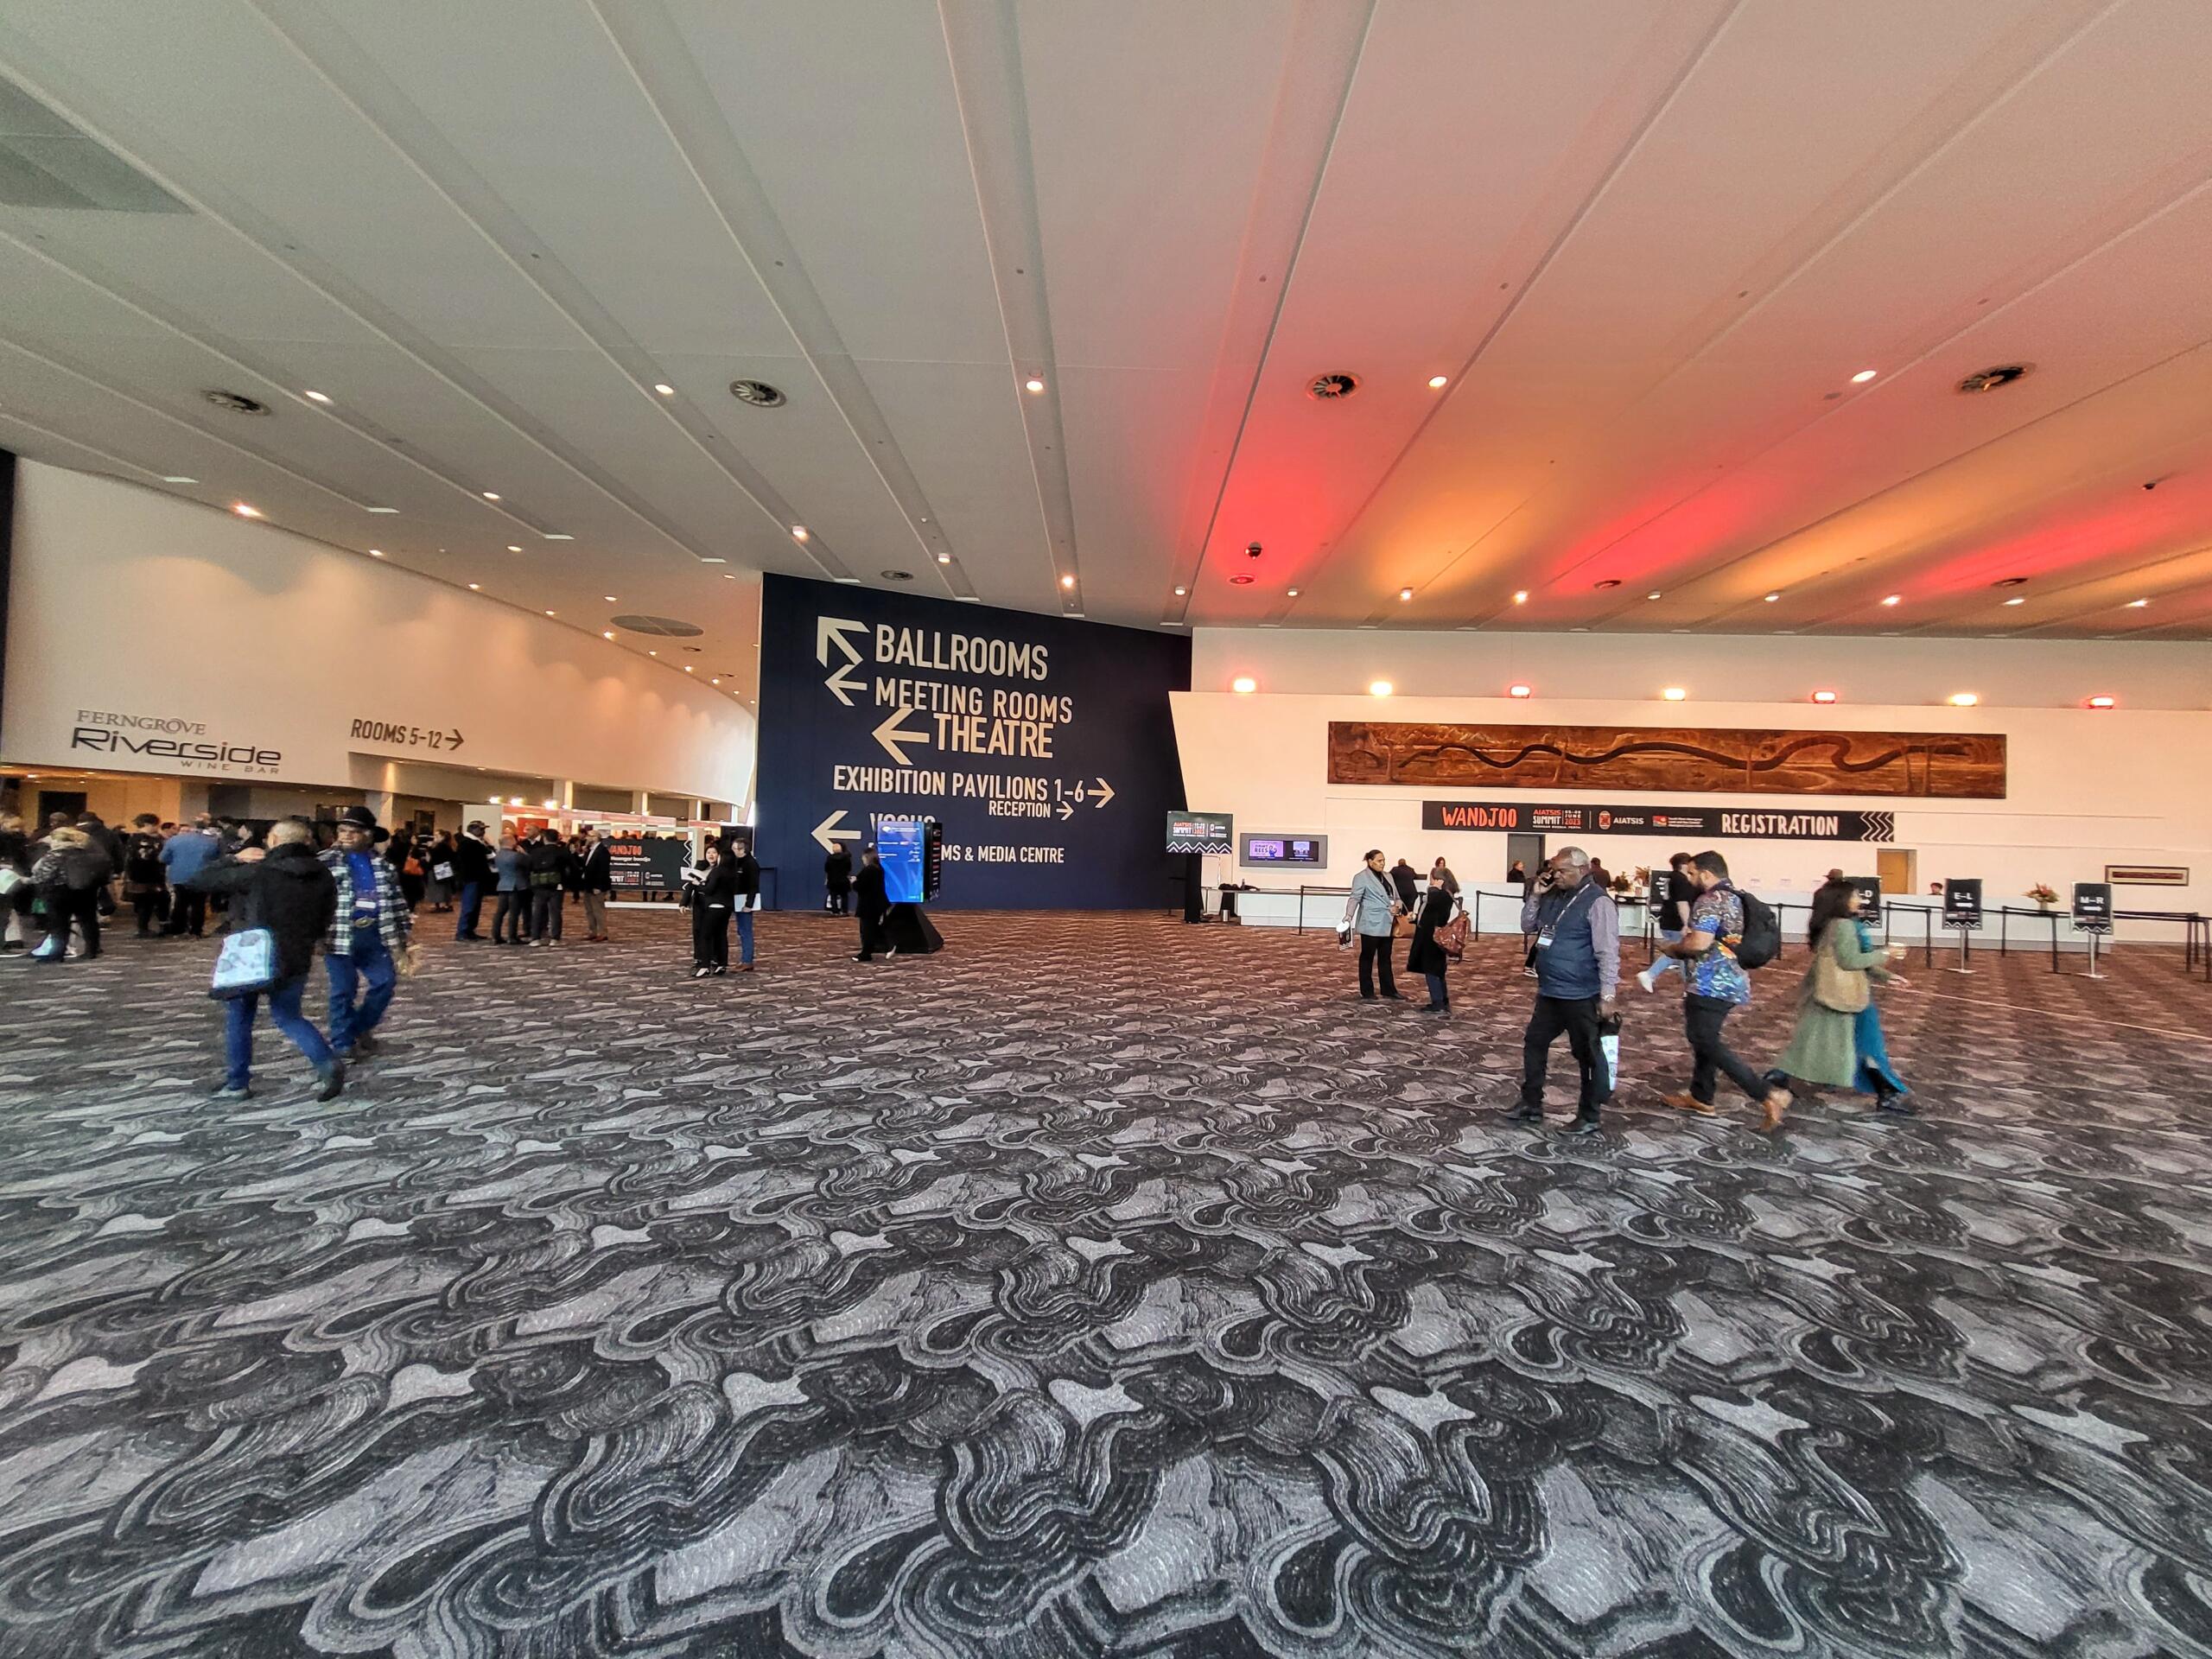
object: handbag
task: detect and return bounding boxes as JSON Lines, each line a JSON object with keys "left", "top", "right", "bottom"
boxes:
{"left": 1436, "top": 910, "right": 1471, "bottom": 961}
{"left": 0, "top": 868, "right": 21, "bottom": 896}
{"left": 432, "top": 861, "right": 454, "bottom": 881}
{"left": 208, "top": 926, "right": 277, "bottom": 1000}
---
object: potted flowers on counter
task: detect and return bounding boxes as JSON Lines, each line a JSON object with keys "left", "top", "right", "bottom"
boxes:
{"left": 2025, "top": 882, "right": 2058, "bottom": 910}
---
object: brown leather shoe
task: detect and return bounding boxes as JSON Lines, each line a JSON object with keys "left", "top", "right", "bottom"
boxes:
{"left": 1662, "top": 1092, "right": 1713, "bottom": 1115}
{"left": 1758, "top": 1090, "right": 1792, "bottom": 1132}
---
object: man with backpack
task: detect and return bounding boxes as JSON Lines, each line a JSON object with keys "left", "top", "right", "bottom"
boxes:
{"left": 524, "top": 825, "right": 567, "bottom": 947}
{"left": 1656, "top": 849, "right": 1790, "bottom": 1131}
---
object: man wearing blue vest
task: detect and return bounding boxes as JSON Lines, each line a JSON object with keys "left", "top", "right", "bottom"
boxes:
{"left": 1509, "top": 845, "right": 1619, "bottom": 1135}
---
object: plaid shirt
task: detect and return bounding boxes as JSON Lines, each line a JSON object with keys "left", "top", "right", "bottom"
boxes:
{"left": 321, "top": 847, "right": 413, "bottom": 955}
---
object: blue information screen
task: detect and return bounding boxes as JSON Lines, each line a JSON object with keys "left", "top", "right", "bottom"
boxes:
{"left": 878, "top": 819, "right": 926, "bottom": 905}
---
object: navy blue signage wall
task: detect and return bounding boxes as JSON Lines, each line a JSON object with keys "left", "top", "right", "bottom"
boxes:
{"left": 754, "top": 575, "right": 1191, "bottom": 909}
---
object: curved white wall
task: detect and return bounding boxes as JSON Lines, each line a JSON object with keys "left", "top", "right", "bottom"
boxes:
{"left": 1, "top": 461, "right": 752, "bottom": 802}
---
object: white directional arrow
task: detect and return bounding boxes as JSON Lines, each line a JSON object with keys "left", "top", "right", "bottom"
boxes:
{"left": 1056, "top": 798, "right": 1074, "bottom": 820}
{"left": 811, "top": 810, "right": 861, "bottom": 854}
{"left": 815, "top": 615, "right": 866, "bottom": 667}
{"left": 1092, "top": 778, "right": 1116, "bottom": 809}
{"left": 873, "top": 705, "right": 931, "bottom": 766}
{"left": 823, "top": 660, "right": 866, "bottom": 706}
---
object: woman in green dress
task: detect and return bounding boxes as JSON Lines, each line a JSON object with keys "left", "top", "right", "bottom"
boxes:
{"left": 1769, "top": 878, "right": 1912, "bottom": 1115}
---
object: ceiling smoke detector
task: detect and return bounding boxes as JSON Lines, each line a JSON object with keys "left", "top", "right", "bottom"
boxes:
{"left": 1306, "top": 372, "right": 1361, "bottom": 401}
{"left": 1956, "top": 364, "right": 2031, "bottom": 395}
{"left": 728, "top": 378, "right": 787, "bottom": 408}
{"left": 880, "top": 569, "right": 913, "bottom": 582}
{"left": 202, "top": 389, "right": 270, "bottom": 415}
{"left": 609, "top": 614, "right": 705, "bottom": 638}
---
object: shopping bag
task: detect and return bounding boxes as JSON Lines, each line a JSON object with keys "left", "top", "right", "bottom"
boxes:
{"left": 1598, "top": 1012, "right": 1622, "bottom": 1102}
{"left": 208, "top": 926, "right": 277, "bottom": 1000}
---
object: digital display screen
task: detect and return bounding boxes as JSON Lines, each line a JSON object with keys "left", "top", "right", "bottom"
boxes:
{"left": 877, "top": 819, "right": 926, "bottom": 905}
{"left": 1240, "top": 833, "right": 1326, "bottom": 867}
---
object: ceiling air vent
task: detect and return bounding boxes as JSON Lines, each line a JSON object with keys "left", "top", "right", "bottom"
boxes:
{"left": 728, "top": 378, "right": 786, "bottom": 408}
{"left": 880, "top": 569, "right": 913, "bottom": 582}
{"left": 202, "top": 390, "right": 270, "bottom": 416}
{"left": 610, "top": 614, "right": 704, "bottom": 638}
{"left": 1306, "top": 372, "right": 1360, "bottom": 401}
{"left": 1957, "top": 364, "right": 2031, "bottom": 394}
{"left": 0, "top": 77, "right": 188, "bottom": 212}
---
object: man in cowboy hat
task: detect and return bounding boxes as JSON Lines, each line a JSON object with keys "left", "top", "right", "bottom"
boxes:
{"left": 321, "top": 806, "right": 411, "bottom": 1061}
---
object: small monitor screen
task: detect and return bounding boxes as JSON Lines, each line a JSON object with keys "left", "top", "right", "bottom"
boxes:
{"left": 1240, "top": 832, "right": 1326, "bottom": 867}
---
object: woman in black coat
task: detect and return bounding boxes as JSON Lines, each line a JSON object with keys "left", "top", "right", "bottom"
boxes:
{"left": 1404, "top": 886, "right": 1457, "bottom": 1014}
{"left": 688, "top": 842, "right": 740, "bottom": 978}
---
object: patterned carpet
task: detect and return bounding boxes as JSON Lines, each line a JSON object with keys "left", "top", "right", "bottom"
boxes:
{"left": 2, "top": 908, "right": 2210, "bottom": 1659}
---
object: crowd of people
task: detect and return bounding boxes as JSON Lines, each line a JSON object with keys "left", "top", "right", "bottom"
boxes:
{"left": 1343, "top": 844, "right": 1913, "bottom": 1137}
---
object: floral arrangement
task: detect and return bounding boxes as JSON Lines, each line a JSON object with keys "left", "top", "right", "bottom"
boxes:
{"left": 2025, "top": 882, "right": 2058, "bottom": 906}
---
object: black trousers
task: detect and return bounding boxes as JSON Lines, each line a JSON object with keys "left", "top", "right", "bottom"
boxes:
{"left": 693, "top": 903, "right": 730, "bottom": 968}
{"left": 1357, "top": 932, "right": 1397, "bottom": 997}
{"left": 826, "top": 887, "right": 851, "bottom": 915}
{"left": 493, "top": 892, "right": 526, "bottom": 943}
{"left": 1519, "top": 994, "right": 1605, "bottom": 1115}
{"left": 857, "top": 906, "right": 891, "bottom": 960}
{"left": 164, "top": 890, "right": 207, "bottom": 936}
{"left": 132, "top": 891, "right": 163, "bottom": 932}
{"left": 1685, "top": 994, "right": 1769, "bottom": 1104}
{"left": 530, "top": 887, "right": 561, "bottom": 941}
{"left": 47, "top": 887, "right": 104, "bottom": 957}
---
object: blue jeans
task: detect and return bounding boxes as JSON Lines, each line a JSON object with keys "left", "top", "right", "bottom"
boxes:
{"left": 327, "top": 931, "right": 397, "bottom": 1053}
{"left": 1424, "top": 969, "right": 1448, "bottom": 1008}
{"left": 734, "top": 909, "right": 754, "bottom": 965}
{"left": 456, "top": 883, "right": 483, "bottom": 938}
{"left": 1649, "top": 928, "right": 1685, "bottom": 980}
{"left": 224, "top": 974, "right": 334, "bottom": 1089}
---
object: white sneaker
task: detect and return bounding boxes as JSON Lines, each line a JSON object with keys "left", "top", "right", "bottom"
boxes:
{"left": 1635, "top": 965, "right": 1658, "bottom": 994}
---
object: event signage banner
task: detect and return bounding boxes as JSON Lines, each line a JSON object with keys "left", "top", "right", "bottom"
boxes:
{"left": 1421, "top": 800, "right": 1896, "bottom": 842}
{"left": 1167, "top": 813, "right": 1234, "bottom": 855}
{"left": 606, "top": 833, "right": 690, "bottom": 893}
{"left": 754, "top": 575, "right": 1190, "bottom": 909}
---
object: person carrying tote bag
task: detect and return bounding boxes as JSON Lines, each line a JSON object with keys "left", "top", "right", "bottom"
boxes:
{"left": 1770, "top": 877, "right": 1910, "bottom": 1114}
{"left": 188, "top": 820, "right": 346, "bottom": 1102}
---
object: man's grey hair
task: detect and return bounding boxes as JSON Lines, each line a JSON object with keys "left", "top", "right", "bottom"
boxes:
{"left": 267, "top": 818, "right": 313, "bottom": 848}
{"left": 1554, "top": 845, "right": 1591, "bottom": 869}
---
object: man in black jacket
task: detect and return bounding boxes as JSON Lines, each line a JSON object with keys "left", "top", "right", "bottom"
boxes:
{"left": 728, "top": 836, "right": 761, "bottom": 971}
{"left": 853, "top": 848, "right": 891, "bottom": 963}
{"left": 450, "top": 820, "right": 493, "bottom": 941}
{"left": 188, "top": 819, "right": 344, "bottom": 1101}
{"left": 577, "top": 826, "right": 613, "bottom": 940}
{"left": 524, "top": 826, "right": 566, "bottom": 946}
{"left": 823, "top": 847, "right": 853, "bottom": 915}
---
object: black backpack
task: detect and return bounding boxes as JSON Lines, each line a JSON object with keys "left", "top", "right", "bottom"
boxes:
{"left": 1732, "top": 892, "right": 1782, "bottom": 969}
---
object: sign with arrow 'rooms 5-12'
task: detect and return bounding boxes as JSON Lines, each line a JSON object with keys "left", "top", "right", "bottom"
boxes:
{"left": 754, "top": 574, "right": 1191, "bottom": 910}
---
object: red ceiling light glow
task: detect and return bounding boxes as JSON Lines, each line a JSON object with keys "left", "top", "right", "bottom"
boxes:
{"left": 231, "top": 502, "right": 262, "bottom": 518}
{"left": 1398, "top": 587, "right": 1414, "bottom": 601}
{"left": 1230, "top": 676, "right": 1256, "bottom": 695}
{"left": 1881, "top": 594, "right": 1901, "bottom": 607}
{"left": 2085, "top": 695, "right": 2117, "bottom": 709}
{"left": 1810, "top": 690, "right": 1838, "bottom": 704}
{"left": 1512, "top": 590, "right": 1529, "bottom": 605}
{"left": 1230, "top": 575, "right": 1255, "bottom": 585}
{"left": 1850, "top": 369, "right": 1878, "bottom": 384}
{"left": 1427, "top": 375, "right": 1448, "bottom": 389}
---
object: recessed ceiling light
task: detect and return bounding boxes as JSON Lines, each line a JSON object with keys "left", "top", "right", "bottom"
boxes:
{"left": 791, "top": 525, "right": 808, "bottom": 541}
{"left": 833, "top": 576, "right": 861, "bottom": 584}
{"left": 956, "top": 595, "right": 980, "bottom": 603}
{"left": 1398, "top": 587, "right": 1414, "bottom": 601}
{"left": 366, "top": 505, "right": 398, "bottom": 514}
{"left": 2086, "top": 694, "right": 2116, "bottom": 709}
{"left": 232, "top": 502, "right": 262, "bottom": 518}
{"left": 481, "top": 492, "right": 500, "bottom": 500}
{"left": 1513, "top": 590, "right": 1529, "bottom": 604}
{"left": 1369, "top": 680, "right": 1393, "bottom": 697}
{"left": 1427, "top": 375, "right": 1448, "bottom": 389}
{"left": 544, "top": 609, "right": 556, "bottom": 616}
{"left": 1882, "top": 594, "right": 1901, "bottom": 606}
{"left": 701, "top": 556, "right": 727, "bottom": 564}
{"left": 162, "top": 474, "right": 197, "bottom": 484}
{"left": 649, "top": 649, "right": 658, "bottom": 656}
{"left": 2127, "top": 598, "right": 2150, "bottom": 608}
{"left": 1764, "top": 592, "right": 1782, "bottom": 603}
{"left": 711, "top": 677, "right": 721, "bottom": 685}
{"left": 1024, "top": 378, "right": 1046, "bottom": 393}
{"left": 604, "top": 594, "right": 617, "bottom": 601}
{"left": 1230, "top": 575, "right": 1255, "bottom": 585}
{"left": 2003, "top": 596, "right": 2025, "bottom": 607}
{"left": 652, "top": 383, "right": 675, "bottom": 397}
{"left": 602, "top": 631, "right": 615, "bottom": 639}
{"left": 1173, "top": 586, "right": 1186, "bottom": 596}
{"left": 1060, "top": 575, "right": 1076, "bottom": 588}
{"left": 1508, "top": 683, "right": 1532, "bottom": 698}
{"left": 367, "top": 548, "right": 385, "bottom": 558}
{"left": 1593, "top": 579, "right": 1621, "bottom": 591}
{"left": 1850, "top": 369, "right": 1878, "bottom": 384}
{"left": 1662, "top": 687, "right": 1688, "bottom": 701}
{"left": 467, "top": 582, "right": 480, "bottom": 591}
{"left": 1948, "top": 692, "right": 1979, "bottom": 707}
{"left": 542, "top": 533, "right": 573, "bottom": 541}
{"left": 1811, "top": 690, "right": 1838, "bottom": 704}
{"left": 1287, "top": 587, "right": 1300, "bottom": 598}
{"left": 938, "top": 553, "right": 950, "bottom": 564}
{"left": 1647, "top": 591, "right": 1662, "bottom": 601}
{"left": 1231, "top": 676, "right": 1257, "bottom": 694}
{"left": 683, "top": 665, "right": 693, "bottom": 672}
{"left": 507, "top": 544, "right": 522, "bottom": 553}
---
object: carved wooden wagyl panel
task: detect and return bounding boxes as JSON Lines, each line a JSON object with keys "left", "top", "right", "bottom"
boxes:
{"left": 1327, "top": 721, "right": 2006, "bottom": 798}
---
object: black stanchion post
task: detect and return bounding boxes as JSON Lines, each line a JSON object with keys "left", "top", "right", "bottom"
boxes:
{"left": 2049, "top": 909, "right": 2059, "bottom": 973}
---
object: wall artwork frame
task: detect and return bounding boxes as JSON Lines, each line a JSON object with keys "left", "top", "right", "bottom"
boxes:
{"left": 1328, "top": 721, "right": 2006, "bottom": 799}
{"left": 2104, "top": 864, "right": 2189, "bottom": 887}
